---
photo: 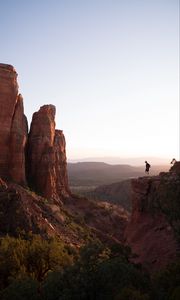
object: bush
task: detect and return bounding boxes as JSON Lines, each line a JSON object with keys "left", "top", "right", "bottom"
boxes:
{"left": 0, "top": 278, "right": 40, "bottom": 300}
{"left": 0, "top": 234, "right": 73, "bottom": 289}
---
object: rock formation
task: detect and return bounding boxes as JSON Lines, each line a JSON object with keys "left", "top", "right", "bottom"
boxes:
{"left": 1, "top": 62, "right": 180, "bottom": 270}
{"left": 0, "top": 64, "right": 28, "bottom": 185}
{"left": 125, "top": 165, "right": 180, "bottom": 271}
{"left": 170, "top": 160, "right": 180, "bottom": 175}
{"left": 0, "top": 64, "right": 69, "bottom": 199}
{"left": 0, "top": 63, "right": 130, "bottom": 247}
{"left": 27, "top": 105, "right": 69, "bottom": 201}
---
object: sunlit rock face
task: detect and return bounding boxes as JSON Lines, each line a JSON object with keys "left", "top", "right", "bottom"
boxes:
{"left": 0, "top": 64, "right": 28, "bottom": 184}
{"left": 125, "top": 167, "right": 180, "bottom": 271}
{"left": 27, "top": 105, "right": 70, "bottom": 201}
{"left": 0, "top": 63, "right": 70, "bottom": 198}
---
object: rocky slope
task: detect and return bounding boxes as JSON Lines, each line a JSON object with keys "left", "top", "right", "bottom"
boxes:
{"left": 125, "top": 162, "right": 180, "bottom": 271}
{"left": 0, "top": 178, "right": 129, "bottom": 246}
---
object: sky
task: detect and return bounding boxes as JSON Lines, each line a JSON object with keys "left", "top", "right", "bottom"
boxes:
{"left": 0, "top": 0, "right": 179, "bottom": 163}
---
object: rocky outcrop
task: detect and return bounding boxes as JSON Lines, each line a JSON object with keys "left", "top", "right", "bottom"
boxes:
{"left": 0, "top": 63, "right": 69, "bottom": 198}
{"left": 27, "top": 105, "right": 69, "bottom": 201}
{"left": 0, "top": 64, "right": 27, "bottom": 184}
{"left": 125, "top": 165, "right": 180, "bottom": 271}
{"left": 170, "top": 161, "right": 180, "bottom": 175}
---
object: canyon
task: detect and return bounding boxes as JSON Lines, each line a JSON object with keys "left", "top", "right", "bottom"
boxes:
{"left": 0, "top": 63, "right": 180, "bottom": 272}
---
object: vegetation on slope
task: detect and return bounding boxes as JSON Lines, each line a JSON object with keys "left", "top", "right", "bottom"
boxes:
{"left": 0, "top": 234, "right": 180, "bottom": 300}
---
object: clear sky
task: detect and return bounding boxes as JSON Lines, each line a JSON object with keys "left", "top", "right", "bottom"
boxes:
{"left": 0, "top": 0, "right": 179, "bottom": 163}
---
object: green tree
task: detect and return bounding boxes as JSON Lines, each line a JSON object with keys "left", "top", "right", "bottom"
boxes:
{"left": 0, "top": 235, "right": 28, "bottom": 288}
{"left": 26, "top": 235, "right": 72, "bottom": 281}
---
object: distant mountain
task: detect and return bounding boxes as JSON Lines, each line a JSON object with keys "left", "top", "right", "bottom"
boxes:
{"left": 68, "top": 162, "right": 169, "bottom": 187}
{"left": 68, "top": 156, "right": 170, "bottom": 166}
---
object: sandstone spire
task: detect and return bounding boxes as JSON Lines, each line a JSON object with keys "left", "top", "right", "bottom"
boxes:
{"left": 27, "top": 105, "right": 69, "bottom": 201}
{"left": 0, "top": 64, "right": 27, "bottom": 184}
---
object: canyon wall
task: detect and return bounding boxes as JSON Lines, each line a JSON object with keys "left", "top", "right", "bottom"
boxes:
{"left": 125, "top": 164, "right": 180, "bottom": 271}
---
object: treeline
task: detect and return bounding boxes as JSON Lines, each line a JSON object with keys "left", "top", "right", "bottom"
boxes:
{"left": 0, "top": 234, "right": 180, "bottom": 300}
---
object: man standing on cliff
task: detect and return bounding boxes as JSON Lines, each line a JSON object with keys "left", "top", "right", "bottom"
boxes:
{"left": 145, "top": 161, "right": 151, "bottom": 175}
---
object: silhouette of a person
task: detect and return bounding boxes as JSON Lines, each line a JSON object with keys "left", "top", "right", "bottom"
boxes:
{"left": 170, "top": 158, "right": 176, "bottom": 165}
{"left": 145, "top": 161, "right": 151, "bottom": 175}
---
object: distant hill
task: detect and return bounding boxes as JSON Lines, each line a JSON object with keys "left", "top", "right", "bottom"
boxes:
{"left": 68, "top": 162, "right": 169, "bottom": 187}
{"left": 68, "top": 156, "right": 170, "bottom": 165}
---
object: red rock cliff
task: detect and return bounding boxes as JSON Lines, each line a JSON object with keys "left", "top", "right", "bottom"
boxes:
{"left": 0, "top": 64, "right": 28, "bottom": 184}
{"left": 125, "top": 166, "right": 180, "bottom": 271}
{"left": 27, "top": 105, "right": 69, "bottom": 201}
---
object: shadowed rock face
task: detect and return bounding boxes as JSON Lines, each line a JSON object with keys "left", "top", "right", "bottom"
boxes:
{"left": 27, "top": 105, "right": 70, "bottom": 201}
{"left": 125, "top": 167, "right": 180, "bottom": 271}
{"left": 0, "top": 64, "right": 28, "bottom": 184}
{"left": 170, "top": 161, "right": 180, "bottom": 175}
{"left": 54, "top": 129, "right": 69, "bottom": 197}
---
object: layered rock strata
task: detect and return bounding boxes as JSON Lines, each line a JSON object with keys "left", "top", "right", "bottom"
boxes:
{"left": 27, "top": 105, "right": 69, "bottom": 200}
{"left": 0, "top": 64, "right": 27, "bottom": 184}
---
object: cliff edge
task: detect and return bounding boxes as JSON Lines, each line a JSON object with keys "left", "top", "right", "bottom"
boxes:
{"left": 125, "top": 162, "right": 180, "bottom": 271}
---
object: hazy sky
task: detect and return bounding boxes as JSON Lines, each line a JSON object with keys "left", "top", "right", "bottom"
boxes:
{"left": 0, "top": 0, "right": 179, "bottom": 162}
